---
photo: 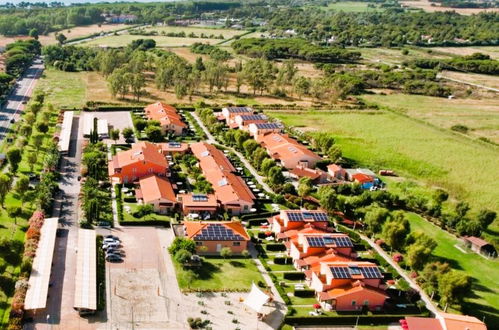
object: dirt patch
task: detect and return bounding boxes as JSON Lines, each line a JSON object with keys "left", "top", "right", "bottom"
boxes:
{"left": 401, "top": 0, "right": 499, "bottom": 14}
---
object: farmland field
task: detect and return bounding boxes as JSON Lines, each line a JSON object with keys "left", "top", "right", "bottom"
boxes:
{"left": 439, "top": 70, "right": 499, "bottom": 90}
{"left": 0, "top": 23, "right": 129, "bottom": 47}
{"left": 351, "top": 46, "right": 449, "bottom": 65}
{"left": 406, "top": 213, "right": 499, "bottom": 327}
{"left": 266, "top": 109, "right": 499, "bottom": 219}
{"left": 363, "top": 93, "right": 499, "bottom": 143}
{"left": 401, "top": 0, "right": 499, "bottom": 14}
{"left": 323, "top": 1, "right": 383, "bottom": 12}
{"left": 429, "top": 46, "right": 499, "bottom": 60}
{"left": 142, "top": 25, "right": 245, "bottom": 40}
{"left": 36, "top": 68, "right": 87, "bottom": 109}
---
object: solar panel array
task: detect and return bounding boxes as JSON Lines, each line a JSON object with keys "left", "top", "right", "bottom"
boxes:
{"left": 192, "top": 194, "right": 208, "bottom": 202}
{"left": 330, "top": 266, "right": 351, "bottom": 279}
{"left": 306, "top": 236, "right": 353, "bottom": 248}
{"left": 360, "top": 266, "right": 383, "bottom": 279}
{"left": 227, "top": 107, "right": 253, "bottom": 113}
{"left": 168, "top": 142, "right": 181, "bottom": 148}
{"left": 286, "top": 211, "right": 329, "bottom": 222}
{"left": 240, "top": 114, "right": 266, "bottom": 121}
{"left": 255, "top": 123, "right": 282, "bottom": 129}
{"left": 194, "top": 224, "right": 244, "bottom": 241}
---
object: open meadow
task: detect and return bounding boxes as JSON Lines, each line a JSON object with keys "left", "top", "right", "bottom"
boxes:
{"left": 363, "top": 93, "right": 499, "bottom": 143}
{"left": 439, "top": 70, "right": 499, "bottom": 90}
{"left": 266, "top": 109, "right": 499, "bottom": 218}
{"left": 406, "top": 213, "right": 499, "bottom": 327}
{"left": 142, "top": 25, "right": 245, "bottom": 39}
{"left": 429, "top": 46, "right": 499, "bottom": 60}
{"left": 321, "top": 1, "right": 384, "bottom": 12}
{"left": 350, "top": 46, "right": 450, "bottom": 65}
{"left": 401, "top": 0, "right": 499, "bottom": 14}
{"left": 0, "top": 23, "right": 129, "bottom": 47}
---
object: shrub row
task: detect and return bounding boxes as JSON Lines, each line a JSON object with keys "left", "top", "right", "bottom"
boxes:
{"left": 273, "top": 257, "right": 293, "bottom": 264}
{"left": 115, "top": 184, "right": 124, "bottom": 222}
{"left": 120, "top": 219, "right": 170, "bottom": 227}
{"left": 293, "top": 289, "right": 315, "bottom": 297}
{"left": 240, "top": 211, "right": 277, "bottom": 220}
{"left": 96, "top": 236, "right": 106, "bottom": 311}
{"left": 247, "top": 218, "right": 270, "bottom": 227}
{"left": 265, "top": 243, "right": 286, "bottom": 252}
{"left": 284, "top": 315, "right": 417, "bottom": 326}
{"left": 283, "top": 272, "right": 306, "bottom": 281}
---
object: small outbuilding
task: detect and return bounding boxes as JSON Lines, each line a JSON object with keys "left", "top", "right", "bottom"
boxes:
{"left": 463, "top": 236, "right": 496, "bottom": 257}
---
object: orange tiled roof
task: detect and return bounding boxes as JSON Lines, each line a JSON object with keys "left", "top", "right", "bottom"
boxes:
{"left": 352, "top": 173, "right": 374, "bottom": 183}
{"left": 440, "top": 312, "right": 487, "bottom": 330}
{"left": 158, "top": 142, "right": 190, "bottom": 153}
{"left": 325, "top": 283, "right": 388, "bottom": 300}
{"left": 290, "top": 166, "right": 323, "bottom": 180}
{"left": 327, "top": 164, "right": 344, "bottom": 172}
{"left": 112, "top": 142, "right": 168, "bottom": 169}
{"left": 184, "top": 221, "right": 250, "bottom": 241}
{"left": 145, "top": 102, "right": 187, "bottom": 128}
{"left": 258, "top": 133, "right": 321, "bottom": 164}
{"left": 177, "top": 193, "right": 218, "bottom": 207}
{"left": 138, "top": 174, "right": 176, "bottom": 204}
{"left": 190, "top": 142, "right": 254, "bottom": 204}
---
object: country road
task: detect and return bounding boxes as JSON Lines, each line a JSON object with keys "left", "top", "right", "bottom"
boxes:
{"left": 0, "top": 57, "right": 44, "bottom": 141}
{"left": 437, "top": 73, "right": 499, "bottom": 92}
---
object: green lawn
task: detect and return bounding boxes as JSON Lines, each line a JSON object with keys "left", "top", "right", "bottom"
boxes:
{"left": 122, "top": 201, "right": 172, "bottom": 222}
{"left": 267, "top": 110, "right": 499, "bottom": 224}
{"left": 142, "top": 26, "right": 245, "bottom": 39}
{"left": 406, "top": 213, "right": 499, "bottom": 327}
{"left": 36, "top": 68, "right": 87, "bottom": 109}
{"left": 363, "top": 93, "right": 499, "bottom": 144}
{"left": 174, "top": 257, "right": 264, "bottom": 291}
{"left": 81, "top": 34, "right": 224, "bottom": 48}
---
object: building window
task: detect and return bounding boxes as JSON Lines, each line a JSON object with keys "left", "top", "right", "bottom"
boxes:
{"left": 351, "top": 300, "right": 356, "bottom": 306}
{"left": 233, "top": 242, "right": 241, "bottom": 246}
{"left": 195, "top": 242, "right": 203, "bottom": 246}
{"left": 363, "top": 300, "right": 369, "bottom": 306}
{"left": 244, "top": 205, "right": 248, "bottom": 210}
{"left": 132, "top": 167, "right": 137, "bottom": 173}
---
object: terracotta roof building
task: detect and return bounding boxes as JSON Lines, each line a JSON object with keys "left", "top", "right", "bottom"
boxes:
{"left": 136, "top": 174, "right": 176, "bottom": 213}
{"left": 144, "top": 102, "right": 186, "bottom": 136}
{"left": 271, "top": 210, "right": 330, "bottom": 236}
{"left": 221, "top": 106, "right": 254, "bottom": 125}
{"left": 256, "top": 132, "right": 322, "bottom": 169}
{"left": 177, "top": 193, "right": 218, "bottom": 216}
{"left": 190, "top": 142, "right": 255, "bottom": 215}
{"left": 108, "top": 142, "right": 168, "bottom": 184}
{"left": 183, "top": 220, "right": 250, "bottom": 254}
{"left": 403, "top": 313, "right": 487, "bottom": 330}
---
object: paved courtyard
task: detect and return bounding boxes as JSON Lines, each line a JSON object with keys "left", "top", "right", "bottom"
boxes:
{"left": 81, "top": 111, "right": 134, "bottom": 144}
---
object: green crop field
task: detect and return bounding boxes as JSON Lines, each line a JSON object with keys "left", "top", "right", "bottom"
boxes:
{"left": 81, "top": 33, "right": 226, "bottom": 48}
{"left": 407, "top": 213, "right": 499, "bottom": 327}
{"left": 266, "top": 110, "right": 499, "bottom": 220}
{"left": 363, "top": 93, "right": 499, "bottom": 143}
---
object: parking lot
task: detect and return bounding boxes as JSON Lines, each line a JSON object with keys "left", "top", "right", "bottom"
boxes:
{"left": 101, "top": 226, "right": 183, "bottom": 329}
{"left": 81, "top": 111, "right": 134, "bottom": 144}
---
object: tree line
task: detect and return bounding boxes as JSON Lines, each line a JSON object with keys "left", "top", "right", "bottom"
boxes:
{"left": 232, "top": 38, "right": 361, "bottom": 63}
{"left": 408, "top": 53, "right": 499, "bottom": 75}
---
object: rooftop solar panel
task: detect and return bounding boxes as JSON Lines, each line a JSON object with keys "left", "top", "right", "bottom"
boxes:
{"left": 255, "top": 123, "right": 281, "bottom": 129}
{"left": 194, "top": 223, "right": 245, "bottom": 241}
{"left": 285, "top": 211, "right": 329, "bottom": 222}
{"left": 192, "top": 194, "right": 208, "bottom": 202}
{"left": 330, "top": 266, "right": 351, "bottom": 279}
{"left": 227, "top": 107, "right": 253, "bottom": 113}
{"left": 360, "top": 266, "right": 383, "bottom": 279}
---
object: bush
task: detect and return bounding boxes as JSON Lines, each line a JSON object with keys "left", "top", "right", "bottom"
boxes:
{"left": 283, "top": 272, "right": 306, "bottom": 281}
{"left": 120, "top": 219, "right": 170, "bottom": 227}
{"left": 284, "top": 315, "right": 416, "bottom": 326}
{"left": 273, "top": 257, "right": 293, "bottom": 264}
{"left": 123, "top": 196, "right": 137, "bottom": 203}
{"left": 265, "top": 243, "right": 286, "bottom": 251}
{"left": 294, "top": 289, "right": 315, "bottom": 297}
{"left": 247, "top": 218, "right": 271, "bottom": 227}
{"left": 132, "top": 204, "right": 154, "bottom": 218}
{"left": 451, "top": 124, "right": 469, "bottom": 134}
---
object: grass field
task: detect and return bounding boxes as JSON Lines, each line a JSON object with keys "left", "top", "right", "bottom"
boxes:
{"left": 429, "top": 46, "right": 499, "bottom": 60}
{"left": 439, "top": 70, "right": 499, "bottom": 90}
{"left": 323, "top": 1, "right": 383, "bottom": 12}
{"left": 401, "top": 0, "right": 499, "bottom": 15}
{"left": 350, "top": 46, "right": 449, "bottom": 65}
{"left": 142, "top": 25, "right": 245, "bottom": 40}
{"left": 173, "top": 257, "right": 263, "bottom": 291}
{"left": 0, "top": 23, "right": 129, "bottom": 47}
{"left": 406, "top": 213, "right": 499, "bottom": 327}
{"left": 36, "top": 68, "right": 87, "bottom": 109}
{"left": 363, "top": 93, "right": 499, "bottom": 143}
{"left": 266, "top": 110, "right": 499, "bottom": 218}
{"left": 82, "top": 33, "right": 225, "bottom": 48}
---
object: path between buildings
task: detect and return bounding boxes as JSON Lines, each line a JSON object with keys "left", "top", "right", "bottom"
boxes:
{"left": 248, "top": 243, "right": 287, "bottom": 329}
{"left": 190, "top": 111, "right": 274, "bottom": 194}
{"left": 359, "top": 233, "right": 440, "bottom": 317}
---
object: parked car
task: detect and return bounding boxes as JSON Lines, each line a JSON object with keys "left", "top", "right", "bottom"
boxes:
{"left": 106, "top": 254, "right": 122, "bottom": 262}
{"left": 103, "top": 241, "right": 120, "bottom": 250}
{"left": 106, "top": 248, "right": 124, "bottom": 257}
{"left": 105, "top": 235, "right": 120, "bottom": 240}
{"left": 97, "top": 221, "right": 111, "bottom": 228}
{"left": 103, "top": 237, "right": 120, "bottom": 244}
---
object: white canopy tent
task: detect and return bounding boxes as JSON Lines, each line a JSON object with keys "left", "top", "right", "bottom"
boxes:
{"left": 244, "top": 283, "right": 271, "bottom": 313}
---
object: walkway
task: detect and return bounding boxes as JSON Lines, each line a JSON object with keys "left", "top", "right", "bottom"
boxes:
{"left": 437, "top": 73, "right": 499, "bottom": 93}
{"left": 359, "top": 233, "right": 440, "bottom": 316}
{"left": 248, "top": 243, "right": 287, "bottom": 329}
{"left": 190, "top": 111, "right": 273, "bottom": 194}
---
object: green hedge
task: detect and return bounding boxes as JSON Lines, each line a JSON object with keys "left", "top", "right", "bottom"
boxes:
{"left": 266, "top": 243, "right": 286, "bottom": 251}
{"left": 294, "top": 289, "right": 315, "bottom": 297}
{"left": 274, "top": 257, "right": 293, "bottom": 264}
{"left": 283, "top": 272, "right": 306, "bottom": 281}
{"left": 123, "top": 197, "right": 137, "bottom": 203}
{"left": 115, "top": 184, "right": 124, "bottom": 222}
{"left": 96, "top": 236, "right": 106, "bottom": 311}
{"left": 119, "top": 220, "right": 170, "bottom": 227}
{"left": 285, "top": 315, "right": 415, "bottom": 326}
{"left": 247, "top": 218, "right": 271, "bottom": 227}
{"left": 241, "top": 211, "right": 278, "bottom": 220}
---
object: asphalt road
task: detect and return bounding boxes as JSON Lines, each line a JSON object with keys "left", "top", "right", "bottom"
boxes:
{"left": 0, "top": 58, "right": 44, "bottom": 141}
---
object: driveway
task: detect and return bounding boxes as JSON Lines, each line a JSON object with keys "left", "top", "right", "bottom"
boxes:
{"left": 0, "top": 57, "right": 44, "bottom": 141}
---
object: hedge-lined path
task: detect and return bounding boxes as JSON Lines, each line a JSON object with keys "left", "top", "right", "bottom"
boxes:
{"left": 248, "top": 243, "right": 287, "bottom": 328}
{"left": 360, "top": 233, "right": 440, "bottom": 316}
{"left": 191, "top": 111, "right": 273, "bottom": 194}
